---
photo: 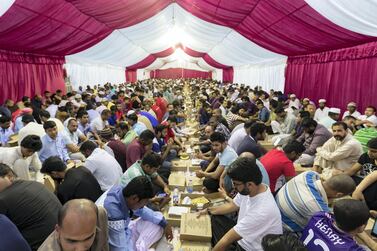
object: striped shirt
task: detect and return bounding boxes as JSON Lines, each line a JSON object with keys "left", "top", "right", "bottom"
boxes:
{"left": 119, "top": 161, "right": 157, "bottom": 187}
{"left": 275, "top": 171, "right": 329, "bottom": 232}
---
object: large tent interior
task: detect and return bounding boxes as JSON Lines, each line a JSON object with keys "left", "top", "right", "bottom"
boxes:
{"left": 1, "top": 0, "right": 377, "bottom": 109}
{"left": 2, "top": 0, "right": 377, "bottom": 251}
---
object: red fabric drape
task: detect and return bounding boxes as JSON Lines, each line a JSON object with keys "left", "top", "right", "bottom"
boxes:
{"left": 284, "top": 41, "right": 377, "bottom": 112}
{"left": 151, "top": 68, "right": 211, "bottom": 79}
{"left": 0, "top": 50, "right": 65, "bottom": 103}
{"left": 125, "top": 69, "right": 137, "bottom": 83}
{"left": 177, "top": 0, "right": 376, "bottom": 55}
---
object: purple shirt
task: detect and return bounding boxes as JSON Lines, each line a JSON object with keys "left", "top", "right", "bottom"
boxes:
{"left": 301, "top": 212, "right": 365, "bottom": 251}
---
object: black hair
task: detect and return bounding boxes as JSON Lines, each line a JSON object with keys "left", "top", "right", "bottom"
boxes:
{"left": 77, "top": 110, "right": 89, "bottom": 119}
{"left": 255, "top": 99, "right": 263, "bottom": 106}
{"left": 367, "top": 137, "right": 377, "bottom": 149}
{"left": 298, "top": 111, "right": 310, "bottom": 119}
{"left": 262, "top": 233, "right": 307, "bottom": 251}
{"left": 20, "top": 135, "right": 42, "bottom": 152}
{"left": 154, "top": 124, "right": 167, "bottom": 134}
{"left": 274, "top": 107, "right": 285, "bottom": 114}
{"left": 122, "top": 176, "right": 154, "bottom": 199}
{"left": 167, "top": 115, "right": 177, "bottom": 123}
{"left": 333, "top": 199, "right": 369, "bottom": 232}
{"left": 141, "top": 152, "right": 162, "bottom": 168}
{"left": 227, "top": 157, "right": 262, "bottom": 185}
{"left": 127, "top": 113, "right": 138, "bottom": 122}
{"left": 332, "top": 121, "right": 347, "bottom": 130}
{"left": 0, "top": 115, "right": 11, "bottom": 123}
{"left": 43, "top": 120, "right": 56, "bottom": 130}
{"left": 39, "top": 109, "right": 50, "bottom": 119}
{"left": 244, "top": 119, "right": 257, "bottom": 130}
{"left": 116, "top": 122, "right": 129, "bottom": 131}
{"left": 269, "top": 99, "right": 279, "bottom": 109}
{"left": 80, "top": 140, "right": 98, "bottom": 152}
{"left": 21, "top": 114, "right": 35, "bottom": 124}
{"left": 139, "top": 129, "right": 155, "bottom": 142}
{"left": 41, "top": 156, "right": 67, "bottom": 173}
{"left": 300, "top": 118, "right": 317, "bottom": 129}
{"left": 21, "top": 96, "right": 30, "bottom": 103}
{"left": 209, "top": 131, "right": 226, "bottom": 143}
{"left": 0, "top": 163, "right": 15, "bottom": 178}
{"left": 283, "top": 140, "right": 306, "bottom": 154}
{"left": 250, "top": 123, "right": 266, "bottom": 138}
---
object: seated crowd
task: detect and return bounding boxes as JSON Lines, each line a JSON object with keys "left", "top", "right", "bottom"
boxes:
{"left": 0, "top": 79, "right": 377, "bottom": 251}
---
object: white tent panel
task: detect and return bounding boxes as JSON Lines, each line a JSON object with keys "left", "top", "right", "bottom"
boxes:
{"left": 306, "top": 0, "right": 377, "bottom": 36}
{"left": 233, "top": 59, "right": 287, "bottom": 91}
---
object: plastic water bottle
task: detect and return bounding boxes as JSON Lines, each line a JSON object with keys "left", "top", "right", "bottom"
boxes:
{"left": 187, "top": 176, "right": 194, "bottom": 193}
{"left": 173, "top": 187, "right": 179, "bottom": 205}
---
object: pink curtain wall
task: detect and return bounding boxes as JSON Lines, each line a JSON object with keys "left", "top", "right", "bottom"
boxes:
{"left": 150, "top": 68, "right": 211, "bottom": 79}
{"left": 0, "top": 50, "right": 65, "bottom": 103}
{"left": 126, "top": 45, "right": 233, "bottom": 82}
{"left": 125, "top": 69, "right": 137, "bottom": 83}
{"left": 285, "top": 41, "right": 377, "bottom": 112}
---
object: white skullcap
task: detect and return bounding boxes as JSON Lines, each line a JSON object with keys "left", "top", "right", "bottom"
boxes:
{"left": 318, "top": 99, "right": 326, "bottom": 103}
{"left": 329, "top": 107, "right": 341, "bottom": 114}
{"left": 347, "top": 102, "right": 357, "bottom": 107}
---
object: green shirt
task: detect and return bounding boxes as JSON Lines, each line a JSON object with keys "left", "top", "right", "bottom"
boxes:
{"left": 354, "top": 128, "right": 377, "bottom": 152}
{"left": 119, "top": 160, "right": 158, "bottom": 187}
{"left": 121, "top": 130, "right": 138, "bottom": 146}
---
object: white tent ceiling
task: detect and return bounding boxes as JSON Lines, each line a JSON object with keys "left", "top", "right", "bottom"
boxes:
{"left": 66, "top": 3, "right": 285, "bottom": 68}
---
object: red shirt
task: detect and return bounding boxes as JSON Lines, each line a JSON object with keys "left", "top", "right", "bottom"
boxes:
{"left": 260, "top": 149, "right": 296, "bottom": 192}
{"left": 125, "top": 139, "right": 146, "bottom": 168}
{"left": 151, "top": 104, "right": 163, "bottom": 122}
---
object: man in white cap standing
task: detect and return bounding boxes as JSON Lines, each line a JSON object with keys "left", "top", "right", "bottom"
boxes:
{"left": 342, "top": 102, "right": 361, "bottom": 120}
{"left": 319, "top": 107, "right": 341, "bottom": 130}
{"left": 288, "top": 94, "right": 300, "bottom": 109}
{"left": 314, "top": 99, "right": 329, "bottom": 121}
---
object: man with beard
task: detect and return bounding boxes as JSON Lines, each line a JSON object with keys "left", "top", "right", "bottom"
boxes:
{"left": 313, "top": 99, "right": 329, "bottom": 122}
{"left": 196, "top": 132, "right": 238, "bottom": 193}
{"left": 197, "top": 157, "right": 282, "bottom": 251}
{"left": 314, "top": 122, "right": 363, "bottom": 179}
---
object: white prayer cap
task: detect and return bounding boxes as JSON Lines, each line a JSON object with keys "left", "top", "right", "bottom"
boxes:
{"left": 329, "top": 107, "right": 341, "bottom": 114}
{"left": 347, "top": 102, "right": 357, "bottom": 107}
{"left": 318, "top": 99, "right": 326, "bottom": 103}
{"left": 303, "top": 98, "right": 310, "bottom": 102}
{"left": 290, "top": 94, "right": 296, "bottom": 98}
{"left": 98, "top": 91, "right": 105, "bottom": 95}
{"left": 74, "top": 94, "right": 81, "bottom": 99}
{"left": 127, "top": 110, "right": 135, "bottom": 116}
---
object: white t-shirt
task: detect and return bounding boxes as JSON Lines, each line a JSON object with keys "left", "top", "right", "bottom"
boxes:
{"left": 358, "top": 114, "right": 377, "bottom": 126}
{"left": 233, "top": 187, "right": 282, "bottom": 251}
{"left": 90, "top": 117, "right": 108, "bottom": 133}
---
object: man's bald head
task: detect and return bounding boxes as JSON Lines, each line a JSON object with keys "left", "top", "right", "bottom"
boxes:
{"left": 239, "top": 152, "right": 256, "bottom": 160}
{"left": 56, "top": 199, "right": 98, "bottom": 251}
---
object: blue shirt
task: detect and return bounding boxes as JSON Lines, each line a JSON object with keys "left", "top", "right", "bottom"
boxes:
{"left": 258, "top": 106, "right": 270, "bottom": 123}
{"left": 0, "top": 214, "right": 31, "bottom": 251}
{"left": 14, "top": 116, "right": 24, "bottom": 133}
{"left": 39, "top": 134, "right": 70, "bottom": 162}
{"left": 152, "top": 137, "right": 165, "bottom": 154}
{"left": 132, "top": 122, "right": 147, "bottom": 136}
{"left": 0, "top": 127, "right": 14, "bottom": 146}
{"left": 97, "top": 185, "right": 166, "bottom": 251}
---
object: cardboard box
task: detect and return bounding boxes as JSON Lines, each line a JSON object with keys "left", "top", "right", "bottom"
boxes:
{"left": 179, "top": 241, "right": 211, "bottom": 251}
{"left": 260, "top": 140, "right": 274, "bottom": 151}
{"left": 179, "top": 192, "right": 226, "bottom": 209}
{"left": 168, "top": 172, "right": 186, "bottom": 191}
{"left": 180, "top": 213, "right": 212, "bottom": 242}
{"left": 163, "top": 209, "right": 182, "bottom": 227}
{"left": 171, "top": 159, "right": 200, "bottom": 172}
